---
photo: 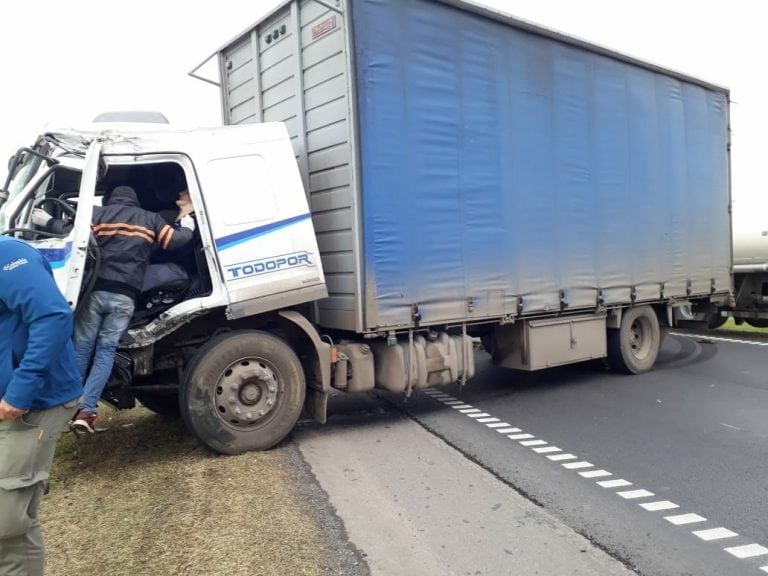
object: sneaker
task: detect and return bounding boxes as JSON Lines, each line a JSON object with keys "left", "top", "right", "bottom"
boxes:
{"left": 71, "top": 410, "right": 97, "bottom": 434}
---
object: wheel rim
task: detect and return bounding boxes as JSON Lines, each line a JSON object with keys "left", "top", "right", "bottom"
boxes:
{"left": 628, "top": 316, "right": 653, "bottom": 361}
{"left": 213, "top": 356, "right": 281, "bottom": 429}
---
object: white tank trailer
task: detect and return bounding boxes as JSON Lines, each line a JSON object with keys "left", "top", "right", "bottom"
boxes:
{"left": 718, "top": 208, "right": 768, "bottom": 328}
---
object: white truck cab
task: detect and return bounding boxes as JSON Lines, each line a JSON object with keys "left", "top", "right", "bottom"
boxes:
{"left": 1, "top": 123, "right": 330, "bottom": 453}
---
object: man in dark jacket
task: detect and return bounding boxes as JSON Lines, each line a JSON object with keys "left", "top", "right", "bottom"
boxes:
{"left": 33, "top": 185, "right": 194, "bottom": 432}
{"left": 0, "top": 235, "right": 82, "bottom": 576}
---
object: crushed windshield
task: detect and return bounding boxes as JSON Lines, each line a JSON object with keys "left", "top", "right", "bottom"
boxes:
{"left": 0, "top": 143, "right": 51, "bottom": 230}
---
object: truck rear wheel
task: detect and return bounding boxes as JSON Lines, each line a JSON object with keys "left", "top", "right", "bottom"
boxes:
{"left": 607, "top": 305, "right": 660, "bottom": 374}
{"left": 180, "top": 330, "right": 306, "bottom": 455}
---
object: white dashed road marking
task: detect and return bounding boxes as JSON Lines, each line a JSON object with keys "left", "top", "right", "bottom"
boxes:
{"left": 692, "top": 528, "right": 738, "bottom": 541}
{"left": 665, "top": 513, "right": 707, "bottom": 526}
{"left": 616, "top": 489, "right": 654, "bottom": 500}
{"left": 597, "top": 479, "right": 632, "bottom": 488}
{"left": 507, "top": 433, "right": 534, "bottom": 440}
{"left": 520, "top": 439, "right": 547, "bottom": 447}
{"left": 723, "top": 544, "right": 768, "bottom": 559}
{"left": 562, "top": 461, "right": 593, "bottom": 470}
{"left": 424, "top": 389, "right": 765, "bottom": 570}
{"left": 547, "top": 453, "right": 577, "bottom": 461}
{"left": 579, "top": 470, "right": 612, "bottom": 479}
{"left": 639, "top": 501, "right": 679, "bottom": 512}
{"left": 533, "top": 446, "right": 561, "bottom": 454}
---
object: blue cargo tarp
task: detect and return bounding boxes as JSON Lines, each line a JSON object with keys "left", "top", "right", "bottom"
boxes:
{"left": 353, "top": 0, "right": 730, "bottom": 330}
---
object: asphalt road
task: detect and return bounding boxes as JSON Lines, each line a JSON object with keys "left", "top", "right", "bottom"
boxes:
{"left": 392, "top": 333, "right": 768, "bottom": 576}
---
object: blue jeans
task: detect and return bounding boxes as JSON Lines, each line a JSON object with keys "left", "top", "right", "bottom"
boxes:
{"left": 73, "top": 291, "right": 135, "bottom": 413}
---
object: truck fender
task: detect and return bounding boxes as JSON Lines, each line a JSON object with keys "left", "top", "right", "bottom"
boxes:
{"left": 277, "top": 310, "right": 331, "bottom": 423}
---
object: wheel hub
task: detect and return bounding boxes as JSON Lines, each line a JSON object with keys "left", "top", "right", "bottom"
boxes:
{"left": 214, "top": 358, "right": 279, "bottom": 428}
{"left": 629, "top": 319, "right": 651, "bottom": 359}
{"left": 240, "top": 381, "right": 262, "bottom": 405}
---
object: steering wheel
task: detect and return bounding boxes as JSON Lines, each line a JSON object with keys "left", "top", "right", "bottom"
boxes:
{"left": 35, "top": 196, "right": 77, "bottom": 218}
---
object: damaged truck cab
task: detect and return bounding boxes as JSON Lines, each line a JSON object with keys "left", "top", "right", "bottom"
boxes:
{"left": 0, "top": 124, "right": 332, "bottom": 453}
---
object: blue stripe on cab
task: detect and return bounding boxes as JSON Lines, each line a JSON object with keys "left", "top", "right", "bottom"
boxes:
{"left": 37, "top": 243, "right": 73, "bottom": 269}
{"left": 215, "top": 213, "right": 312, "bottom": 251}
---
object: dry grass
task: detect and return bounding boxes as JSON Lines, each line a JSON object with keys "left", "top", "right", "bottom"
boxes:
{"left": 42, "top": 406, "right": 331, "bottom": 576}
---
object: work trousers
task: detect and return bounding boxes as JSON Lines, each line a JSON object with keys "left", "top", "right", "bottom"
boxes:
{"left": 0, "top": 401, "right": 78, "bottom": 576}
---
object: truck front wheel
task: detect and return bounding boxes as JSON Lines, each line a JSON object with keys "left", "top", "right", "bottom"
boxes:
{"left": 607, "top": 305, "right": 661, "bottom": 374}
{"left": 180, "top": 330, "right": 306, "bottom": 455}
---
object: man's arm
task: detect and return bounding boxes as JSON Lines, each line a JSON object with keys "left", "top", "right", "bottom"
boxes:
{"left": 31, "top": 208, "right": 73, "bottom": 235}
{"left": 0, "top": 240, "right": 76, "bottom": 412}
{"left": 153, "top": 212, "right": 194, "bottom": 251}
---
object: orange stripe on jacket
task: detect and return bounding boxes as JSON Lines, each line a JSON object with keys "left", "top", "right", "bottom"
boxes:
{"left": 93, "top": 222, "right": 156, "bottom": 240}
{"left": 94, "top": 229, "right": 155, "bottom": 244}
{"left": 158, "top": 225, "right": 174, "bottom": 249}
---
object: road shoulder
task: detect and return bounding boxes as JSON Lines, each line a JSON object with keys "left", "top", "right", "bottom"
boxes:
{"left": 296, "top": 405, "right": 637, "bottom": 576}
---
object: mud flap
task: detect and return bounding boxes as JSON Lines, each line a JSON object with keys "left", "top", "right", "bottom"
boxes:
{"left": 305, "top": 387, "right": 328, "bottom": 424}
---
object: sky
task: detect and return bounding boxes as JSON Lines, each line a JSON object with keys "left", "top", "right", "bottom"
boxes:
{"left": 0, "top": 1, "right": 764, "bottom": 220}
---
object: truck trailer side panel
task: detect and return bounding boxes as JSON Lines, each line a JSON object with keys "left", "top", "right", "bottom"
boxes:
{"left": 216, "top": 0, "right": 731, "bottom": 334}
{"left": 352, "top": 0, "right": 730, "bottom": 330}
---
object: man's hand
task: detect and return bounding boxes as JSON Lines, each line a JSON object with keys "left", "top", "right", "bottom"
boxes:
{"left": 31, "top": 208, "right": 52, "bottom": 228}
{"left": 176, "top": 200, "right": 193, "bottom": 220}
{"left": 0, "top": 399, "right": 27, "bottom": 420}
{"left": 179, "top": 214, "right": 196, "bottom": 233}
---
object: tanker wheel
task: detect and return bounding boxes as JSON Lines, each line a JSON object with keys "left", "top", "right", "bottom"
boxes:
{"left": 607, "top": 305, "right": 661, "bottom": 374}
{"left": 180, "top": 330, "right": 305, "bottom": 455}
{"left": 707, "top": 314, "right": 728, "bottom": 329}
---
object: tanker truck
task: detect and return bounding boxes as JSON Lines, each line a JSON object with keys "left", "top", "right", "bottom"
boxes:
{"left": 718, "top": 208, "right": 768, "bottom": 328}
{"left": 0, "top": 0, "right": 732, "bottom": 454}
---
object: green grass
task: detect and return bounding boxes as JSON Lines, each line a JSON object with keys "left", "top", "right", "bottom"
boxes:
{"left": 717, "top": 318, "right": 768, "bottom": 335}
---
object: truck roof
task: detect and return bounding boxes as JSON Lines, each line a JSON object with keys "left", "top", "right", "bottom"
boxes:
{"left": 194, "top": 0, "right": 729, "bottom": 96}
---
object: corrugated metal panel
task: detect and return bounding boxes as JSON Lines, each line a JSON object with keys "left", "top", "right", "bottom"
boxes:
{"left": 223, "top": 37, "right": 257, "bottom": 125}
{"left": 299, "top": 0, "right": 358, "bottom": 330}
{"left": 216, "top": 0, "right": 730, "bottom": 335}
{"left": 352, "top": 0, "right": 731, "bottom": 330}
{"left": 222, "top": 0, "right": 360, "bottom": 331}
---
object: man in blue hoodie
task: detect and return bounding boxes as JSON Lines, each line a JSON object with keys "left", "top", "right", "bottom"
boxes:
{"left": 0, "top": 235, "right": 82, "bottom": 576}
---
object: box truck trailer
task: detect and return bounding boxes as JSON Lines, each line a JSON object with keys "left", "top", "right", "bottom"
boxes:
{"left": 0, "top": 0, "right": 731, "bottom": 454}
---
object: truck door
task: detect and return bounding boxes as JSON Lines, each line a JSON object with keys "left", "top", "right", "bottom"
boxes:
{"left": 58, "top": 140, "right": 100, "bottom": 308}
{"left": 179, "top": 124, "right": 327, "bottom": 314}
{"left": 1, "top": 139, "right": 100, "bottom": 309}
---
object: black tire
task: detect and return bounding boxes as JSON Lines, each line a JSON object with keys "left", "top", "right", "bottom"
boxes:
{"left": 746, "top": 318, "right": 768, "bottom": 329}
{"left": 607, "top": 305, "right": 661, "bottom": 374}
{"left": 135, "top": 392, "right": 181, "bottom": 418}
{"left": 179, "top": 330, "right": 305, "bottom": 455}
{"left": 707, "top": 313, "right": 728, "bottom": 330}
